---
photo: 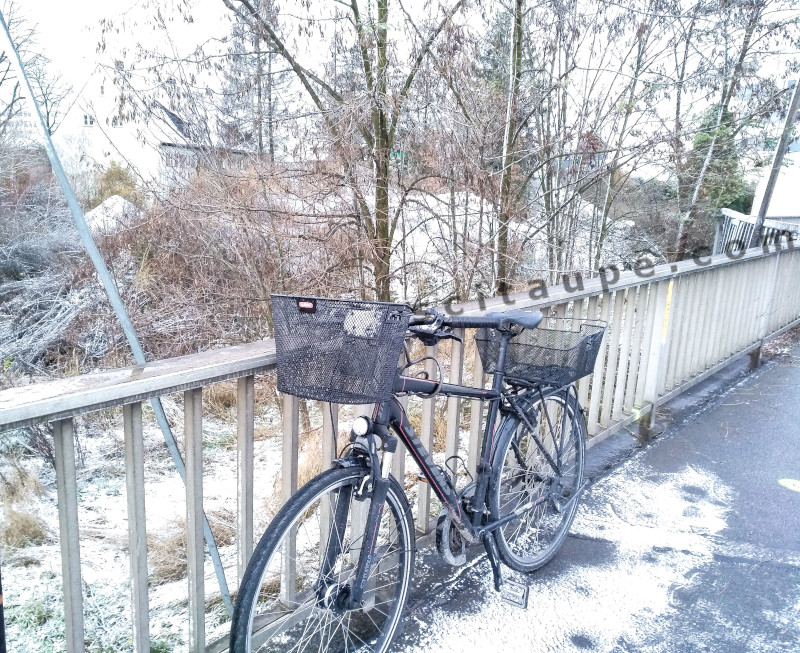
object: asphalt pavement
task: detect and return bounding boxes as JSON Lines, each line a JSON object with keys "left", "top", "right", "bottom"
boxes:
{"left": 391, "top": 335, "right": 800, "bottom": 653}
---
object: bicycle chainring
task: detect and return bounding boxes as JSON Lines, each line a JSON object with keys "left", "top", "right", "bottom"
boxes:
{"left": 436, "top": 509, "right": 466, "bottom": 566}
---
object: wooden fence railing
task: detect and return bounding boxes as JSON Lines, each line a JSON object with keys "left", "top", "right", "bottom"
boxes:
{"left": 2, "top": 244, "right": 800, "bottom": 652}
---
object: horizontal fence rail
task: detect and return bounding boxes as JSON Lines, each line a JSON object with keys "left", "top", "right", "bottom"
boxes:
{"left": 2, "top": 244, "right": 800, "bottom": 651}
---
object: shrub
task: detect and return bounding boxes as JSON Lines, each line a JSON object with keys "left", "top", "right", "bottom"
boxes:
{"left": 0, "top": 508, "right": 48, "bottom": 548}
{"left": 147, "top": 521, "right": 187, "bottom": 585}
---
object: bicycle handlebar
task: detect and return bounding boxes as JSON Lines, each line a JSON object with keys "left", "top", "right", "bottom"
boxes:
{"left": 441, "top": 314, "right": 519, "bottom": 330}
{"left": 408, "top": 308, "right": 544, "bottom": 333}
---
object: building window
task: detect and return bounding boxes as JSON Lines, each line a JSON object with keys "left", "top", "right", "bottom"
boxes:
{"left": 100, "top": 83, "right": 105, "bottom": 96}
{"left": 83, "top": 114, "right": 94, "bottom": 127}
{"left": 164, "top": 150, "right": 190, "bottom": 168}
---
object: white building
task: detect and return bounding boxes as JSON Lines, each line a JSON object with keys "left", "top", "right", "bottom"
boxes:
{"left": 9, "top": 64, "right": 235, "bottom": 194}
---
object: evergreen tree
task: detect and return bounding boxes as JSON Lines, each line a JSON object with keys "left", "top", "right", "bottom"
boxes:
{"left": 688, "top": 106, "right": 751, "bottom": 215}
{"left": 220, "top": 3, "right": 288, "bottom": 159}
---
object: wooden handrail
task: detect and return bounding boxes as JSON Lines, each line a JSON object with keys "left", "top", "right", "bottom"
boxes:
{"left": 0, "top": 340, "right": 276, "bottom": 431}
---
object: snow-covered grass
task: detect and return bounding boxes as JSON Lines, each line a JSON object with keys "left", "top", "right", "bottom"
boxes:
{"left": 2, "top": 390, "right": 440, "bottom": 651}
{"left": 0, "top": 392, "right": 290, "bottom": 652}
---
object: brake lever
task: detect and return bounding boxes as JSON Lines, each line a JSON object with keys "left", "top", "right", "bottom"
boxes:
{"left": 408, "top": 326, "right": 463, "bottom": 347}
{"left": 438, "top": 331, "right": 464, "bottom": 345}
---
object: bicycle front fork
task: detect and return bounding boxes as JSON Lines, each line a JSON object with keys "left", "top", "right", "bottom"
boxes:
{"left": 321, "top": 421, "right": 397, "bottom": 610}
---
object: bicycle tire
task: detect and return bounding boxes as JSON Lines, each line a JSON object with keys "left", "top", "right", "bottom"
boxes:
{"left": 489, "top": 389, "right": 585, "bottom": 572}
{"left": 229, "top": 466, "right": 415, "bottom": 653}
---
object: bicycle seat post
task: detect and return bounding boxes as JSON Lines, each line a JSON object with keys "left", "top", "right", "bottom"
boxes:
{"left": 492, "top": 329, "right": 515, "bottom": 381}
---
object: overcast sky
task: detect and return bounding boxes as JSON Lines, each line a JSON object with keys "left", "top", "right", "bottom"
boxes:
{"left": 21, "top": 0, "right": 228, "bottom": 90}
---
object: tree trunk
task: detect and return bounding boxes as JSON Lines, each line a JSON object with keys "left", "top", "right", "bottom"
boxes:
{"left": 373, "top": 0, "right": 392, "bottom": 302}
{"left": 255, "top": 34, "right": 264, "bottom": 157}
{"left": 496, "top": 0, "right": 524, "bottom": 296}
{"left": 267, "top": 51, "right": 274, "bottom": 162}
{"left": 594, "top": 17, "right": 651, "bottom": 271}
{"left": 374, "top": 156, "right": 392, "bottom": 301}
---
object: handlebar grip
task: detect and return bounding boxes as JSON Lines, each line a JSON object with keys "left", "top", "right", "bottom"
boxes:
{"left": 442, "top": 315, "right": 506, "bottom": 329}
{"left": 409, "top": 309, "right": 543, "bottom": 331}
{"left": 408, "top": 314, "right": 435, "bottom": 326}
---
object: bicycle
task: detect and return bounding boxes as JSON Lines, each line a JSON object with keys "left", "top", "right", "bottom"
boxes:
{"left": 229, "top": 295, "right": 606, "bottom": 652}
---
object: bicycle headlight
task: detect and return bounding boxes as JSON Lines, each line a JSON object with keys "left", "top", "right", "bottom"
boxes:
{"left": 352, "top": 416, "right": 371, "bottom": 436}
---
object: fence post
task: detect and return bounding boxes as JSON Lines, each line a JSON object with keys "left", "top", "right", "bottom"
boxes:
{"left": 282, "top": 394, "right": 300, "bottom": 503}
{"left": 321, "top": 402, "right": 338, "bottom": 471}
{"left": 638, "top": 279, "right": 673, "bottom": 441}
{"left": 418, "top": 345, "right": 437, "bottom": 534}
{"left": 750, "top": 251, "right": 781, "bottom": 369}
{"left": 123, "top": 403, "right": 149, "bottom": 653}
{"left": 393, "top": 396, "right": 408, "bottom": 483}
{"left": 53, "top": 419, "right": 85, "bottom": 653}
{"left": 319, "top": 401, "right": 339, "bottom": 565}
{"left": 444, "top": 330, "right": 465, "bottom": 482}
{"left": 468, "top": 345, "right": 485, "bottom": 479}
{"left": 280, "top": 393, "right": 299, "bottom": 605}
{"left": 237, "top": 376, "right": 255, "bottom": 583}
{"left": 184, "top": 388, "right": 205, "bottom": 651}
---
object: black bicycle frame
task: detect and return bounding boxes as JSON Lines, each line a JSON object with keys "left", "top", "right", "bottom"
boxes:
{"left": 338, "top": 328, "right": 577, "bottom": 600}
{"left": 373, "top": 329, "right": 516, "bottom": 540}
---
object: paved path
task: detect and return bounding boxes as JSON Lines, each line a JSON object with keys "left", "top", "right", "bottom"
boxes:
{"left": 391, "top": 341, "right": 800, "bottom": 652}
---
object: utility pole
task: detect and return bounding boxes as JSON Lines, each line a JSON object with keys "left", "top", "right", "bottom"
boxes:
{"left": 750, "top": 77, "right": 800, "bottom": 247}
{"left": 0, "top": 558, "right": 6, "bottom": 653}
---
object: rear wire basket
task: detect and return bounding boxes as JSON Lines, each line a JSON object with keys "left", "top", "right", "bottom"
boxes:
{"left": 475, "top": 318, "right": 607, "bottom": 388}
{"left": 271, "top": 294, "right": 412, "bottom": 404}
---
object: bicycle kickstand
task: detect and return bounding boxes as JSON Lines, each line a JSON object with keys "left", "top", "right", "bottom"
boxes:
{"left": 483, "top": 532, "right": 532, "bottom": 609}
{"left": 481, "top": 532, "right": 503, "bottom": 592}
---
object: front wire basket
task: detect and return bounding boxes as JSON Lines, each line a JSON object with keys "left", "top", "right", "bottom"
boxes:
{"left": 475, "top": 317, "right": 607, "bottom": 388}
{"left": 271, "top": 294, "right": 412, "bottom": 404}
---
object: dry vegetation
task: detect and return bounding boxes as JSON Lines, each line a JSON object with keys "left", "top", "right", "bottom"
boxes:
{"left": 207, "top": 506, "right": 237, "bottom": 547}
{"left": 204, "top": 376, "right": 278, "bottom": 420}
{"left": 0, "top": 463, "right": 49, "bottom": 548}
{"left": 147, "top": 518, "right": 188, "bottom": 585}
{"left": 88, "top": 163, "right": 370, "bottom": 364}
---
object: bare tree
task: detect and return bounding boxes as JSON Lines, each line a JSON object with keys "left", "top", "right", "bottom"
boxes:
{"left": 220, "top": 0, "right": 467, "bottom": 301}
{"left": 28, "top": 57, "right": 71, "bottom": 135}
{"left": 0, "top": 0, "right": 38, "bottom": 139}
{"left": 673, "top": 0, "right": 799, "bottom": 260}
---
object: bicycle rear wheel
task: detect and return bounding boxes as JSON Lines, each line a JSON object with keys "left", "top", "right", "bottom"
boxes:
{"left": 489, "top": 389, "right": 585, "bottom": 572}
{"left": 229, "top": 466, "right": 415, "bottom": 653}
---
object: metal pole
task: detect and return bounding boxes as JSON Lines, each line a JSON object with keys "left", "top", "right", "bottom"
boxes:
{"left": 0, "top": 11, "right": 233, "bottom": 614}
{"left": 750, "top": 77, "right": 800, "bottom": 247}
{"left": 0, "top": 557, "right": 6, "bottom": 653}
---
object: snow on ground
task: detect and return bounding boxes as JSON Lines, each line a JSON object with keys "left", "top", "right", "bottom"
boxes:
{"left": 2, "top": 382, "right": 748, "bottom": 652}
{"left": 84, "top": 195, "right": 142, "bottom": 233}
{"left": 2, "top": 396, "right": 287, "bottom": 652}
{"left": 394, "top": 451, "right": 735, "bottom": 653}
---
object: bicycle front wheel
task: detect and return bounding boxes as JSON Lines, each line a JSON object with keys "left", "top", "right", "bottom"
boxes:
{"left": 229, "top": 466, "right": 415, "bottom": 653}
{"left": 489, "top": 389, "right": 585, "bottom": 572}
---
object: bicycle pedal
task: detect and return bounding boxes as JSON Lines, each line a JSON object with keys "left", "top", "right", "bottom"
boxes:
{"left": 500, "top": 579, "right": 529, "bottom": 609}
